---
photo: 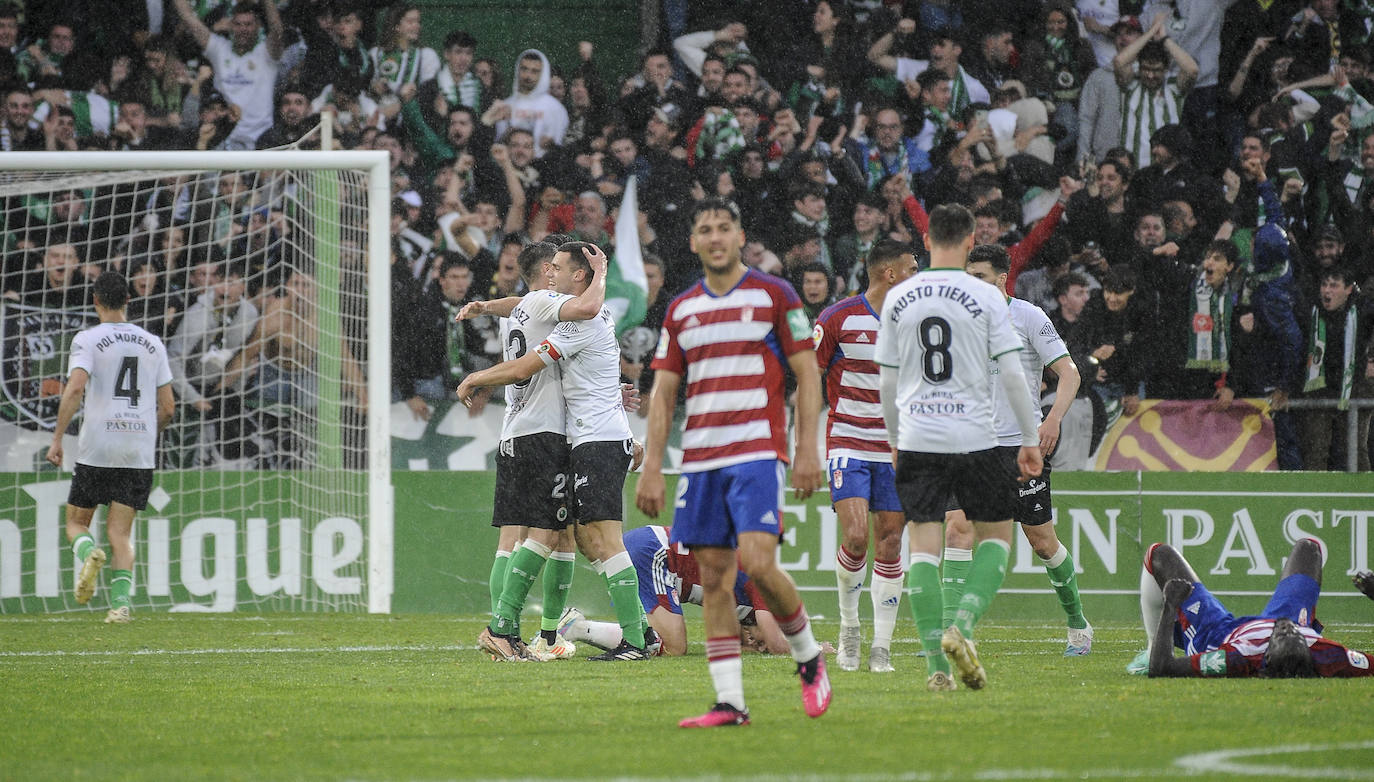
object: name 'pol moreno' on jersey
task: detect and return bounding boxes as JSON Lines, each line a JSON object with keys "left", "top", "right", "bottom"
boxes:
{"left": 95, "top": 331, "right": 159, "bottom": 355}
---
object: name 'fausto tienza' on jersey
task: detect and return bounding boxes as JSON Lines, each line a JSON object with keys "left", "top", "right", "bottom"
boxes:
{"left": 874, "top": 269, "right": 1021, "bottom": 454}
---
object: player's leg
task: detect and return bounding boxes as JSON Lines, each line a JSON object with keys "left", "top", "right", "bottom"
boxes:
{"left": 1017, "top": 464, "right": 1091, "bottom": 654}
{"left": 534, "top": 527, "right": 578, "bottom": 650}
{"left": 1279, "top": 537, "right": 1323, "bottom": 587}
{"left": 681, "top": 544, "right": 751, "bottom": 726}
{"left": 577, "top": 519, "right": 648, "bottom": 656}
{"left": 732, "top": 461, "right": 829, "bottom": 717}
{"left": 942, "top": 508, "right": 974, "bottom": 628}
{"left": 102, "top": 502, "right": 137, "bottom": 623}
{"left": 832, "top": 493, "right": 871, "bottom": 672}
{"left": 1127, "top": 543, "right": 1202, "bottom": 672}
{"left": 489, "top": 525, "right": 524, "bottom": 617}
{"left": 895, "top": 451, "right": 955, "bottom": 689}
{"left": 906, "top": 519, "right": 954, "bottom": 688}
{"left": 65, "top": 503, "right": 103, "bottom": 604}
{"left": 487, "top": 525, "right": 558, "bottom": 653}
{"left": 868, "top": 507, "right": 905, "bottom": 672}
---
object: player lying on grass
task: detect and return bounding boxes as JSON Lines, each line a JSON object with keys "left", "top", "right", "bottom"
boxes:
{"left": 1137, "top": 539, "right": 1374, "bottom": 678}
{"left": 559, "top": 524, "right": 790, "bottom": 656}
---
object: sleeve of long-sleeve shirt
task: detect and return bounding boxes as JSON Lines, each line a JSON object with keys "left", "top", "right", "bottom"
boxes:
{"left": 1006, "top": 201, "right": 1065, "bottom": 296}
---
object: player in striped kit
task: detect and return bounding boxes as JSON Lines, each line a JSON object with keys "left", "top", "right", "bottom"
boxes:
{"left": 876, "top": 204, "right": 1044, "bottom": 692}
{"left": 1139, "top": 539, "right": 1374, "bottom": 679}
{"left": 942, "top": 244, "right": 1093, "bottom": 656}
{"left": 637, "top": 198, "right": 831, "bottom": 727}
{"left": 47, "top": 272, "right": 175, "bottom": 623}
{"left": 813, "top": 239, "right": 918, "bottom": 673}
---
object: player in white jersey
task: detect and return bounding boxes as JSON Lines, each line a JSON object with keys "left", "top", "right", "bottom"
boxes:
{"left": 875, "top": 204, "right": 1043, "bottom": 692}
{"left": 455, "top": 239, "right": 604, "bottom": 661}
{"left": 813, "top": 239, "right": 919, "bottom": 673}
{"left": 460, "top": 241, "right": 650, "bottom": 660}
{"left": 942, "top": 245, "right": 1093, "bottom": 656}
{"left": 46, "top": 272, "right": 174, "bottom": 623}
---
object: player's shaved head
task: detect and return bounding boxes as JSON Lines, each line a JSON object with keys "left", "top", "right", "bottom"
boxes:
{"left": 1262, "top": 619, "right": 1316, "bottom": 678}
{"left": 927, "top": 204, "right": 975, "bottom": 248}
{"left": 92, "top": 270, "right": 130, "bottom": 310}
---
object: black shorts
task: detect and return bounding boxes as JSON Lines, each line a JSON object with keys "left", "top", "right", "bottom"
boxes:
{"left": 944, "top": 447, "right": 1054, "bottom": 525}
{"left": 569, "top": 439, "right": 634, "bottom": 523}
{"left": 492, "top": 432, "right": 570, "bottom": 530}
{"left": 896, "top": 448, "right": 1016, "bottom": 523}
{"left": 68, "top": 463, "right": 154, "bottom": 511}
{"left": 1011, "top": 446, "right": 1053, "bottom": 526}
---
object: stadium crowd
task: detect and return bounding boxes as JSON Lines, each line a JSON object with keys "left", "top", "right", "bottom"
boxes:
{"left": 0, "top": 0, "right": 1372, "bottom": 470}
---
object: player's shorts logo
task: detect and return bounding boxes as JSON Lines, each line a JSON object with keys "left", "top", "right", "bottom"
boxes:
{"left": 832, "top": 469, "right": 843, "bottom": 489}
{"left": 556, "top": 507, "right": 568, "bottom": 522}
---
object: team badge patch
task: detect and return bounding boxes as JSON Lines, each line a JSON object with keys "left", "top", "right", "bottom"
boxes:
{"left": 832, "top": 469, "right": 843, "bottom": 489}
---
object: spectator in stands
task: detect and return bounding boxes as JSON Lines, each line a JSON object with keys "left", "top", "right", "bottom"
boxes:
{"left": 17, "top": 22, "right": 74, "bottom": 86}
{"left": 24, "top": 242, "right": 90, "bottom": 308}
{"left": 3, "top": 84, "right": 44, "bottom": 150}
{"left": 1151, "top": 240, "right": 1243, "bottom": 405}
{"left": 787, "top": 181, "right": 835, "bottom": 271}
{"left": 1051, "top": 271, "right": 1101, "bottom": 468}
{"left": 1113, "top": 19, "right": 1199, "bottom": 171}
{"left": 369, "top": 5, "right": 439, "bottom": 103}
{"left": 256, "top": 86, "right": 316, "bottom": 149}
{"left": 394, "top": 253, "right": 495, "bottom": 420}
{"left": 171, "top": 0, "right": 284, "bottom": 149}
{"left": 868, "top": 22, "right": 989, "bottom": 116}
{"left": 486, "top": 235, "right": 526, "bottom": 300}
{"left": 832, "top": 192, "right": 888, "bottom": 296}
{"left": 1297, "top": 266, "right": 1374, "bottom": 470}
{"left": 794, "top": 260, "right": 835, "bottom": 324}
{"left": 1078, "top": 17, "right": 1141, "bottom": 164}
{"left": 436, "top": 30, "right": 482, "bottom": 114}
{"left": 489, "top": 49, "right": 567, "bottom": 157}
{"left": 1078, "top": 265, "right": 1153, "bottom": 418}
{"left": 618, "top": 48, "right": 691, "bottom": 137}
{"left": 135, "top": 36, "right": 188, "bottom": 136}
{"left": 848, "top": 105, "right": 932, "bottom": 193}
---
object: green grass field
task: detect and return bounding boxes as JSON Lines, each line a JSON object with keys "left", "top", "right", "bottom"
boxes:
{"left": 3, "top": 613, "right": 1372, "bottom": 781}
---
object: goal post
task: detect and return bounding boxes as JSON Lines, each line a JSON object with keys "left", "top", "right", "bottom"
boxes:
{"left": 0, "top": 150, "right": 393, "bottom": 614}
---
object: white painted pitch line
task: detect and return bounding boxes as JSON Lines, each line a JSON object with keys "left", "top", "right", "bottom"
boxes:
{"left": 0, "top": 643, "right": 472, "bottom": 658}
{"left": 1176, "top": 740, "right": 1374, "bottom": 780}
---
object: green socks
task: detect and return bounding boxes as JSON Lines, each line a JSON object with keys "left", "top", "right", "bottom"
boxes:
{"left": 110, "top": 569, "right": 132, "bottom": 609}
{"left": 941, "top": 547, "right": 972, "bottom": 628}
{"left": 1043, "top": 543, "right": 1088, "bottom": 630}
{"left": 72, "top": 534, "right": 95, "bottom": 561}
{"left": 491, "top": 541, "right": 550, "bottom": 636}
{"left": 602, "top": 552, "right": 645, "bottom": 648}
{"left": 905, "top": 555, "right": 950, "bottom": 675}
{"left": 541, "top": 552, "right": 576, "bottom": 632}
{"left": 489, "top": 551, "right": 512, "bottom": 618}
{"left": 953, "top": 539, "right": 1011, "bottom": 640}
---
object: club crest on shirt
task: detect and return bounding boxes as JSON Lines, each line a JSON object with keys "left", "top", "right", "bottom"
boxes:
{"left": 741, "top": 306, "right": 754, "bottom": 322}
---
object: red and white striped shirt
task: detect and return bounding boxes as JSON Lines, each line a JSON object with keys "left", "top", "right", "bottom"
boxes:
{"left": 813, "top": 295, "right": 890, "bottom": 462}
{"left": 652, "top": 269, "right": 813, "bottom": 472}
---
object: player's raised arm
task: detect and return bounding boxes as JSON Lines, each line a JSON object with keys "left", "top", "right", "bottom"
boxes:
{"left": 556, "top": 244, "right": 608, "bottom": 321}
{"left": 457, "top": 297, "right": 520, "bottom": 320}
{"left": 1148, "top": 579, "right": 1198, "bottom": 678}
{"left": 634, "top": 368, "right": 680, "bottom": 518}
{"left": 456, "top": 351, "right": 547, "bottom": 406}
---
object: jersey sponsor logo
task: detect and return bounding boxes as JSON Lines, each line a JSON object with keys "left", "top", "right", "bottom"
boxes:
{"left": 1199, "top": 649, "right": 1226, "bottom": 675}
{"left": 787, "top": 308, "right": 811, "bottom": 341}
{"left": 0, "top": 303, "right": 99, "bottom": 429}
{"left": 104, "top": 420, "right": 149, "bottom": 433}
{"left": 1349, "top": 650, "right": 1369, "bottom": 669}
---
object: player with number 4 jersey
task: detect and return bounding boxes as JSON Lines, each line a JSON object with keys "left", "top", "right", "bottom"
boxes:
{"left": 47, "top": 272, "right": 175, "bottom": 624}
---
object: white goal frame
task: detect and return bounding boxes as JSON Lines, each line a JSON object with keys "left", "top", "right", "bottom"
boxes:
{"left": 0, "top": 151, "right": 394, "bottom": 613}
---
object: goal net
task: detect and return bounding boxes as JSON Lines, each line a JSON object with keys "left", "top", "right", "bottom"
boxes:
{"left": 0, "top": 149, "right": 392, "bottom": 614}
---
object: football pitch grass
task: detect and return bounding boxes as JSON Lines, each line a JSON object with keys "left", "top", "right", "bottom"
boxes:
{"left": 3, "top": 614, "right": 1372, "bottom": 782}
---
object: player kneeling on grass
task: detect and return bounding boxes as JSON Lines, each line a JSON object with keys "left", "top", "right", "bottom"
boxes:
{"left": 47, "top": 271, "right": 174, "bottom": 623}
{"left": 559, "top": 524, "right": 793, "bottom": 656}
{"left": 1135, "top": 539, "right": 1374, "bottom": 678}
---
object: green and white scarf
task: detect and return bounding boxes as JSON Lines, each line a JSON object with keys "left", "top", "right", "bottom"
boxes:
{"left": 1186, "top": 274, "right": 1231, "bottom": 371}
{"left": 865, "top": 141, "right": 908, "bottom": 190}
{"left": 437, "top": 67, "right": 482, "bottom": 111}
{"left": 1304, "top": 304, "right": 1360, "bottom": 409}
{"left": 373, "top": 47, "right": 423, "bottom": 92}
